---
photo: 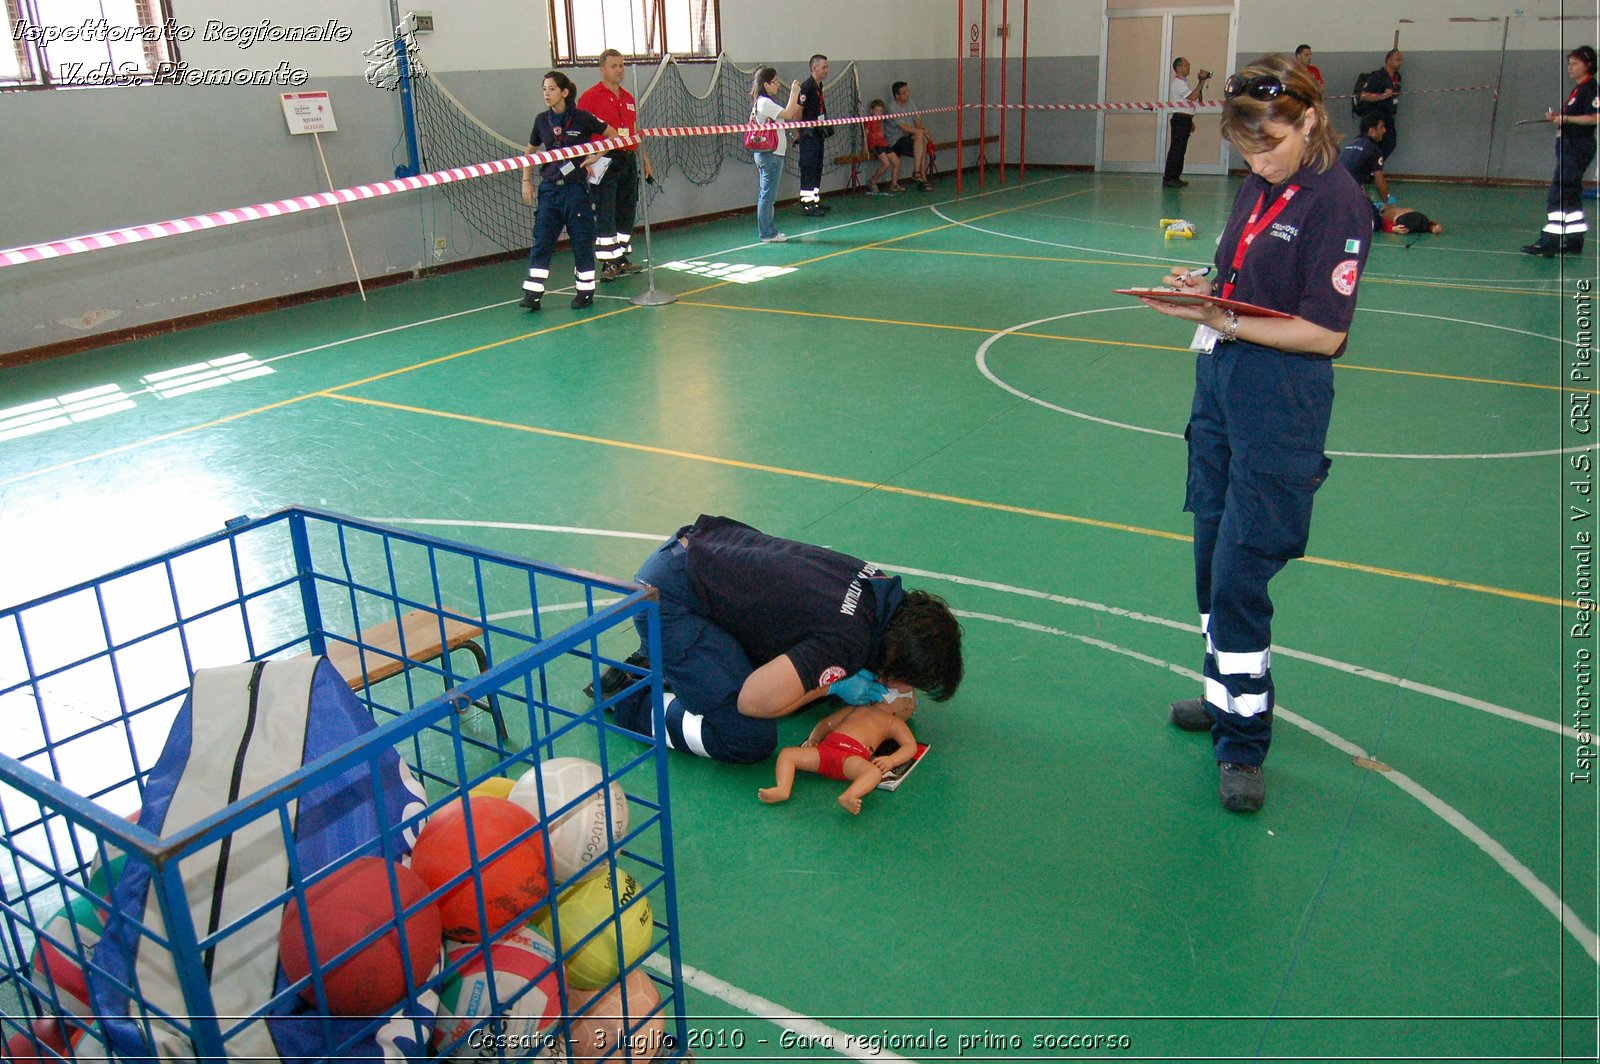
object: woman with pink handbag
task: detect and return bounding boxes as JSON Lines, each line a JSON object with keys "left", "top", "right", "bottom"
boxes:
{"left": 749, "top": 67, "right": 801, "bottom": 243}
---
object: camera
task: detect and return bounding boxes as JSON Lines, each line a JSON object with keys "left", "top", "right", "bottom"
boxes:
{"left": 1198, "top": 69, "right": 1213, "bottom": 81}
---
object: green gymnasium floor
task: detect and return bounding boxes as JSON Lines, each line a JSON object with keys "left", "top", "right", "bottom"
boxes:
{"left": 1, "top": 171, "right": 1596, "bottom": 1061}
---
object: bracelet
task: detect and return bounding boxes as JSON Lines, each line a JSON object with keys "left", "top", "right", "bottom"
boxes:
{"left": 1218, "top": 308, "right": 1240, "bottom": 343}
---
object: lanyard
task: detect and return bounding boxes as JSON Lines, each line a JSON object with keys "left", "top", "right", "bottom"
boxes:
{"left": 1220, "top": 185, "right": 1299, "bottom": 299}
{"left": 1567, "top": 77, "right": 1594, "bottom": 110}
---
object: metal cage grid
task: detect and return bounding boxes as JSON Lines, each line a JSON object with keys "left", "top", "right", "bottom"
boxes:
{"left": 0, "top": 507, "right": 685, "bottom": 1061}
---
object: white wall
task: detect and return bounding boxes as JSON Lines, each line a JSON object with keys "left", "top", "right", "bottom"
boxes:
{"left": 1, "top": 0, "right": 1589, "bottom": 358}
{"left": 1236, "top": 0, "right": 1584, "bottom": 54}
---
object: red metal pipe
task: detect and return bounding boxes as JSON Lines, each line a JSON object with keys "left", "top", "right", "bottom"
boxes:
{"left": 979, "top": 0, "right": 987, "bottom": 187}
{"left": 999, "top": 0, "right": 1008, "bottom": 184}
{"left": 956, "top": 0, "right": 964, "bottom": 194}
{"left": 1020, "top": 0, "right": 1029, "bottom": 180}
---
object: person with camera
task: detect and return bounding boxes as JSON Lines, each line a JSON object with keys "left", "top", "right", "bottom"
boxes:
{"left": 1164, "top": 57, "right": 1211, "bottom": 188}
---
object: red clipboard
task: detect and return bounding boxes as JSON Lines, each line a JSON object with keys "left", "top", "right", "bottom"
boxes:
{"left": 1115, "top": 288, "right": 1295, "bottom": 319}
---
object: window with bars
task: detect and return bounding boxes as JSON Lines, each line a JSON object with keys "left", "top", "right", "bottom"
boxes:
{"left": 3, "top": 0, "right": 180, "bottom": 88}
{"left": 547, "top": 0, "right": 720, "bottom": 66}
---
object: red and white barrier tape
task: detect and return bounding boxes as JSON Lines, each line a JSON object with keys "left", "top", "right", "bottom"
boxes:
{"left": 0, "top": 85, "right": 1497, "bottom": 270}
{"left": 0, "top": 135, "right": 637, "bottom": 267}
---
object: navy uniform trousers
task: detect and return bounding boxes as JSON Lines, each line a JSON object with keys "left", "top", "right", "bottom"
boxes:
{"left": 613, "top": 528, "right": 779, "bottom": 764}
{"left": 1185, "top": 340, "right": 1333, "bottom": 766}
{"left": 523, "top": 178, "right": 597, "bottom": 300}
{"left": 591, "top": 151, "right": 639, "bottom": 265}
{"left": 1545, "top": 135, "right": 1596, "bottom": 241}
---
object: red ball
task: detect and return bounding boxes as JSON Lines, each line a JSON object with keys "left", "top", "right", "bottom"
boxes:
{"left": 410, "top": 796, "right": 548, "bottom": 943}
{"left": 4, "top": 1019, "right": 73, "bottom": 1061}
{"left": 278, "top": 856, "right": 442, "bottom": 1015}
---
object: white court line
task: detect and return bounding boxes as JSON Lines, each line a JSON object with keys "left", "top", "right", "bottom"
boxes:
{"left": 372, "top": 518, "right": 1596, "bottom": 1015}
{"left": 956, "top": 608, "right": 1600, "bottom": 964}
{"left": 701, "top": 172, "right": 1075, "bottom": 259}
{"left": 643, "top": 954, "right": 921, "bottom": 1063}
{"left": 974, "top": 307, "right": 1597, "bottom": 460}
{"left": 371, "top": 517, "right": 1568, "bottom": 741}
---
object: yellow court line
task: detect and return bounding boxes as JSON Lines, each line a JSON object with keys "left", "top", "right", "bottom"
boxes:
{"left": 677, "top": 298, "right": 1193, "bottom": 353}
{"left": 677, "top": 298, "right": 1593, "bottom": 394}
{"left": 322, "top": 392, "right": 1571, "bottom": 610}
{"left": 0, "top": 307, "right": 636, "bottom": 489}
{"left": 874, "top": 244, "right": 1566, "bottom": 299}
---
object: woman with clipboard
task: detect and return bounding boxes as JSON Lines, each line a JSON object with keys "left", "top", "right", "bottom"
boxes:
{"left": 1135, "top": 53, "right": 1371, "bottom": 814}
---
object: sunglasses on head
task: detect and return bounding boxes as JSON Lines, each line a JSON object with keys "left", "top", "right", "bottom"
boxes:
{"left": 1223, "top": 74, "right": 1313, "bottom": 106}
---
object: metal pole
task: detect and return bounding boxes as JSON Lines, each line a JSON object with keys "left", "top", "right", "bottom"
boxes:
{"left": 957, "top": 0, "right": 965, "bottom": 194}
{"left": 979, "top": 0, "right": 988, "bottom": 186}
{"left": 628, "top": 57, "right": 676, "bottom": 307}
{"left": 1482, "top": 16, "right": 1510, "bottom": 186}
{"left": 1021, "top": 0, "right": 1029, "bottom": 181}
{"left": 999, "top": 0, "right": 1008, "bottom": 184}
{"left": 313, "top": 132, "right": 366, "bottom": 302}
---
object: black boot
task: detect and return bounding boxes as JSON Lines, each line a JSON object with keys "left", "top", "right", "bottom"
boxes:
{"left": 1562, "top": 234, "right": 1586, "bottom": 256}
{"left": 1521, "top": 233, "right": 1560, "bottom": 257}
{"left": 518, "top": 292, "right": 541, "bottom": 311}
{"left": 570, "top": 291, "right": 594, "bottom": 309}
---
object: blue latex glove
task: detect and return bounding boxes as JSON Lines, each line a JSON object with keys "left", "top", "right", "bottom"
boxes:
{"left": 1385, "top": 194, "right": 1398, "bottom": 205}
{"left": 829, "top": 669, "right": 889, "bottom": 705}
{"left": 1371, "top": 199, "right": 1385, "bottom": 211}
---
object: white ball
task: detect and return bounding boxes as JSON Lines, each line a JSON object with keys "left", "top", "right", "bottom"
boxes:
{"left": 433, "top": 927, "right": 566, "bottom": 1061}
{"left": 509, "top": 757, "right": 629, "bottom": 885}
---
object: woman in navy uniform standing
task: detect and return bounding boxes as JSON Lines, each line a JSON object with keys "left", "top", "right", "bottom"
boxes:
{"left": 1521, "top": 45, "right": 1597, "bottom": 257}
{"left": 519, "top": 71, "right": 616, "bottom": 311}
{"left": 1137, "top": 54, "right": 1371, "bottom": 812}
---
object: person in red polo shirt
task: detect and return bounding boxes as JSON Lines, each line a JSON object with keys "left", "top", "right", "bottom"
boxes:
{"left": 578, "top": 49, "right": 653, "bottom": 281}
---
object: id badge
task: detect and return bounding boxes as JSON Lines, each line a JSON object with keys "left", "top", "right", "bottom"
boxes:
{"left": 1190, "top": 323, "right": 1220, "bottom": 354}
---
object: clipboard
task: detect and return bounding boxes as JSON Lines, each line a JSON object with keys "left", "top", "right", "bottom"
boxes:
{"left": 1115, "top": 288, "right": 1295, "bottom": 319}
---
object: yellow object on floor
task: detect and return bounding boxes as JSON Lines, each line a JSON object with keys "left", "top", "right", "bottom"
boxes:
{"left": 1161, "top": 217, "right": 1196, "bottom": 239}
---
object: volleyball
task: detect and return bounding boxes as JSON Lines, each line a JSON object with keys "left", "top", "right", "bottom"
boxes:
{"left": 433, "top": 927, "right": 564, "bottom": 1061}
{"left": 535, "top": 869, "right": 653, "bottom": 990}
{"left": 30, "top": 889, "right": 113, "bottom": 1019}
{"left": 277, "top": 856, "right": 442, "bottom": 1015}
{"left": 410, "top": 796, "right": 549, "bottom": 943}
{"left": 567, "top": 968, "right": 666, "bottom": 1063}
{"left": 508, "top": 757, "right": 629, "bottom": 886}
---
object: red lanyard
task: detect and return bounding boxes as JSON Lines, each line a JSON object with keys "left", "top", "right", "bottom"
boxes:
{"left": 1220, "top": 185, "right": 1299, "bottom": 299}
{"left": 1567, "top": 77, "right": 1594, "bottom": 110}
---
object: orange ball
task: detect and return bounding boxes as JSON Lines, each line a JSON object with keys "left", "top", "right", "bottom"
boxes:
{"left": 278, "top": 856, "right": 441, "bottom": 1015}
{"left": 411, "top": 796, "right": 549, "bottom": 942}
{"left": 567, "top": 970, "right": 665, "bottom": 1063}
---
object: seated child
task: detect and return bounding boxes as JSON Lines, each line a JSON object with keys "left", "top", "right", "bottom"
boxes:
{"left": 864, "top": 100, "right": 902, "bottom": 195}
{"left": 758, "top": 677, "right": 919, "bottom": 815}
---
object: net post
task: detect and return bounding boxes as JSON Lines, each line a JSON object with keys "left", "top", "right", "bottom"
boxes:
{"left": 393, "top": 28, "right": 422, "bottom": 178}
{"left": 630, "top": 57, "right": 676, "bottom": 308}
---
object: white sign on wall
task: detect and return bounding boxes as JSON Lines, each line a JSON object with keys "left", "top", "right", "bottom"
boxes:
{"left": 280, "top": 91, "right": 337, "bottom": 135}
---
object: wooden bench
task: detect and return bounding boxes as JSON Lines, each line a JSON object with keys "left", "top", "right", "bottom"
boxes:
{"left": 313, "top": 610, "right": 507, "bottom": 741}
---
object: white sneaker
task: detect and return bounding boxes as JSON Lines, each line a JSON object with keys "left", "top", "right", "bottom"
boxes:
{"left": 760, "top": 233, "right": 788, "bottom": 243}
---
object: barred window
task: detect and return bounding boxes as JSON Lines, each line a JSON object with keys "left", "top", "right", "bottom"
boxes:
{"left": 3, "top": 0, "right": 181, "bottom": 89}
{"left": 548, "top": 0, "right": 719, "bottom": 66}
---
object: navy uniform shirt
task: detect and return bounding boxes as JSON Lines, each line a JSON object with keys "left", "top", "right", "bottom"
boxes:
{"left": 528, "top": 106, "right": 607, "bottom": 183}
{"left": 1337, "top": 135, "right": 1384, "bottom": 188}
{"left": 1359, "top": 68, "right": 1400, "bottom": 119}
{"left": 798, "top": 75, "right": 827, "bottom": 139}
{"left": 685, "top": 515, "right": 905, "bottom": 691}
{"left": 1561, "top": 76, "right": 1599, "bottom": 145}
{"left": 1213, "top": 162, "right": 1372, "bottom": 358}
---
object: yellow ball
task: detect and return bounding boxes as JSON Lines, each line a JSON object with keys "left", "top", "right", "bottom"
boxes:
{"left": 535, "top": 870, "right": 652, "bottom": 990}
{"left": 468, "top": 777, "right": 517, "bottom": 800}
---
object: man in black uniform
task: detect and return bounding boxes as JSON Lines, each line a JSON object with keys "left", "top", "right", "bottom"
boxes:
{"left": 597, "top": 516, "right": 964, "bottom": 764}
{"left": 797, "top": 54, "right": 831, "bottom": 217}
{"left": 1338, "top": 112, "right": 1390, "bottom": 209}
{"left": 1355, "top": 49, "right": 1402, "bottom": 161}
